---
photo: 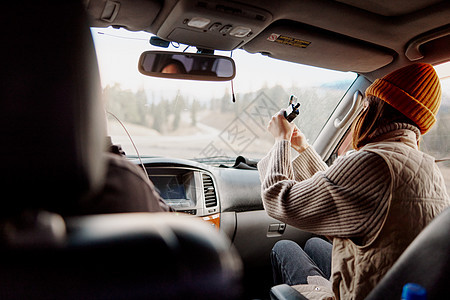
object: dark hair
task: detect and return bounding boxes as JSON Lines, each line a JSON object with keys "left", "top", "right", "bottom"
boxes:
{"left": 351, "top": 95, "right": 418, "bottom": 150}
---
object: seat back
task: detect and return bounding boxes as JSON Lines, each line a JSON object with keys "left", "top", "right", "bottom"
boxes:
{"left": 0, "top": 213, "right": 243, "bottom": 299}
{"left": 0, "top": 1, "right": 106, "bottom": 217}
{"left": 365, "top": 206, "right": 450, "bottom": 299}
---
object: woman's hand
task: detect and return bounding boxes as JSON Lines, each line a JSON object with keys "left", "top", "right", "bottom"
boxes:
{"left": 267, "top": 110, "right": 309, "bottom": 153}
{"left": 267, "top": 110, "right": 295, "bottom": 142}
{"left": 291, "top": 126, "right": 309, "bottom": 153}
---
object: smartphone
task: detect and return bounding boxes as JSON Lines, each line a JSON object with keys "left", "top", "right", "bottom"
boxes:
{"left": 284, "top": 95, "right": 300, "bottom": 122}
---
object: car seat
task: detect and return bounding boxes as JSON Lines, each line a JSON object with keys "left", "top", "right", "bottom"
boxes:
{"left": 0, "top": 1, "right": 242, "bottom": 299}
{"left": 269, "top": 206, "right": 450, "bottom": 299}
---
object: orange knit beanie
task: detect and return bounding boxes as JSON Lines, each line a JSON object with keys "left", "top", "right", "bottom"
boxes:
{"left": 365, "top": 63, "right": 441, "bottom": 134}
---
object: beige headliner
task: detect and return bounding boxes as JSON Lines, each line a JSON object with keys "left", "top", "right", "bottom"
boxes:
{"left": 85, "top": 0, "right": 450, "bottom": 80}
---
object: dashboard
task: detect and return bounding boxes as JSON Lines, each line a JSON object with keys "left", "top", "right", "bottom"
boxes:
{"left": 136, "top": 156, "right": 265, "bottom": 216}
{"left": 135, "top": 156, "right": 312, "bottom": 245}
{"left": 134, "top": 156, "right": 313, "bottom": 296}
{"left": 147, "top": 164, "right": 219, "bottom": 217}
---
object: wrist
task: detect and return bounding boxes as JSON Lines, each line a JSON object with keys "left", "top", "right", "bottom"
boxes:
{"left": 275, "top": 134, "right": 292, "bottom": 142}
{"left": 292, "top": 143, "right": 309, "bottom": 153}
{"left": 275, "top": 137, "right": 290, "bottom": 143}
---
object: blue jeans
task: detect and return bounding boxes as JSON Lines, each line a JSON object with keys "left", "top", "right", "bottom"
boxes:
{"left": 270, "top": 238, "right": 332, "bottom": 285}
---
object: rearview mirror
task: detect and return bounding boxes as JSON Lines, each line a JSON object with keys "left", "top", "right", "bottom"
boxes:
{"left": 138, "top": 51, "right": 236, "bottom": 81}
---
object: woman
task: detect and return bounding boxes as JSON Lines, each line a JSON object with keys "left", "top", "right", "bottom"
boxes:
{"left": 258, "top": 63, "right": 449, "bottom": 300}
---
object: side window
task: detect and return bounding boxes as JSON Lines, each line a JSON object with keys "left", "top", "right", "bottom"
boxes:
{"left": 421, "top": 74, "right": 449, "bottom": 192}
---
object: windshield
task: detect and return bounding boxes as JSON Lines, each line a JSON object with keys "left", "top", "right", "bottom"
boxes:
{"left": 92, "top": 27, "right": 356, "bottom": 161}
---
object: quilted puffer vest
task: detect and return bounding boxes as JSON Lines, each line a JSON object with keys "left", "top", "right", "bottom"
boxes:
{"left": 331, "top": 128, "right": 449, "bottom": 300}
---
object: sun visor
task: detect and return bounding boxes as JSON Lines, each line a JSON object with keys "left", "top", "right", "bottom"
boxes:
{"left": 85, "top": 0, "right": 162, "bottom": 30}
{"left": 243, "top": 21, "right": 394, "bottom": 73}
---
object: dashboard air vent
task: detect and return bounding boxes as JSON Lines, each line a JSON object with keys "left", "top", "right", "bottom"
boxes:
{"left": 202, "top": 174, "right": 217, "bottom": 207}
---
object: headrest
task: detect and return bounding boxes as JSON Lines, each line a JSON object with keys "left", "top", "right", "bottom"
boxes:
{"left": 0, "top": 1, "right": 106, "bottom": 217}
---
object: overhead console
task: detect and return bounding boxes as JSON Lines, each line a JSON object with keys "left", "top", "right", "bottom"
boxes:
{"left": 243, "top": 20, "right": 394, "bottom": 73}
{"left": 157, "top": 0, "right": 273, "bottom": 50}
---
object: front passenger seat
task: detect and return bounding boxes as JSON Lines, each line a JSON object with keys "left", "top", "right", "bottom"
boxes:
{"left": 365, "top": 206, "right": 450, "bottom": 299}
{"left": 0, "top": 1, "right": 242, "bottom": 299}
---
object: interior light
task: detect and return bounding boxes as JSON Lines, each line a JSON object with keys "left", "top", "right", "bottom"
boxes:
{"left": 187, "top": 17, "right": 211, "bottom": 29}
{"left": 229, "top": 26, "right": 252, "bottom": 38}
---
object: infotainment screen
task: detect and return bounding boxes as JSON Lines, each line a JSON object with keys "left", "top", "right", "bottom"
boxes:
{"left": 149, "top": 174, "right": 195, "bottom": 208}
{"left": 151, "top": 175, "right": 186, "bottom": 199}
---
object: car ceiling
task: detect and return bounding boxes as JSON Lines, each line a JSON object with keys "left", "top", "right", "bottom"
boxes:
{"left": 85, "top": 0, "right": 450, "bottom": 80}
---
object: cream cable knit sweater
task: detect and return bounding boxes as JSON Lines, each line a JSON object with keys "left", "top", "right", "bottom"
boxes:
{"left": 258, "top": 139, "right": 391, "bottom": 242}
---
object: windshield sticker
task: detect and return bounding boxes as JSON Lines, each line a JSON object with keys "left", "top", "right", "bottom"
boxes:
{"left": 267, "top": 33, "right": 311, "bottom": 48}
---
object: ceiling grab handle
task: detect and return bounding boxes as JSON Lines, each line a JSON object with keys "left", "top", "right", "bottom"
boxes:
{"left": 405, "top": 25, "right": 450, "bottom": 61}
{"left": 334, "top": 90, "right": 363, "bottom": 129}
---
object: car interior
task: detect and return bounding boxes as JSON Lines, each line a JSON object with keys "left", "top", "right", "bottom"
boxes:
{"left": 1, "top": 0, "right": 449, "bottom": 299}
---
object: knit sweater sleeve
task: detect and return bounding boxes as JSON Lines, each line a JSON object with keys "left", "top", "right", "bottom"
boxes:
{"left": 292, "top": 146, "right": 328, "bottom": 181}
{"left": 257, "top": 140, "right": 391, "bottom": 240}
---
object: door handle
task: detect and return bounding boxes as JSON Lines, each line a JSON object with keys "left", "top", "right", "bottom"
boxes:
{"left": 334, "top": 90, "right": 363, "bottom": 129}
